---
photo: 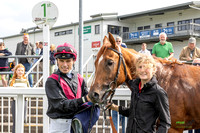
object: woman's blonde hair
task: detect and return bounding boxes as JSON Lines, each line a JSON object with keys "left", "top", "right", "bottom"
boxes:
{"left": 9, "top": 64, "right": 26, "bottom": 86}
{"left": 136, "top": 55, "right": 157, "bottom": 76}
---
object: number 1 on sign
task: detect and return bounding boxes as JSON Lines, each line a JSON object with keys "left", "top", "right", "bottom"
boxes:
{"left": 41, "top": 3, "right": 46, "bottom": 17}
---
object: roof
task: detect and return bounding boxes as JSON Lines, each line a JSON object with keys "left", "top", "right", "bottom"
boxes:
{"left": 118, "top": 1, "right": 200, "bottom": 20}
{"left": 0, "top": 15, "right": 118, "bottom": 39}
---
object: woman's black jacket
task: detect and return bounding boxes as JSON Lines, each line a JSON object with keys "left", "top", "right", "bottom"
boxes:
{"left": 119, "top": 76, "right": 171, "bottom": 133}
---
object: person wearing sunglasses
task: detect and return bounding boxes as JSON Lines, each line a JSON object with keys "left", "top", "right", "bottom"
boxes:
{"left": 116, "top": 36, "right": 127, "bottom": 48}
{"left": 45, "top": 43, "right": 93, "bottom": 132}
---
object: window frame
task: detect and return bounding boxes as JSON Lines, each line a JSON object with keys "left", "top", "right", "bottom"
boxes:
{"left": 95, "top": 25, "right": 100, "bottom": 34}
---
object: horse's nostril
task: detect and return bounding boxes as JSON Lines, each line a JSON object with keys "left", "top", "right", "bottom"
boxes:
{"left": 93, "top": 92, "right": 99, "bottom": 100}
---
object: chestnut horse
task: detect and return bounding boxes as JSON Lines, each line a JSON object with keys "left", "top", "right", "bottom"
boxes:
{"left": 88, "top": 33, "right": 200, "bottom": 133}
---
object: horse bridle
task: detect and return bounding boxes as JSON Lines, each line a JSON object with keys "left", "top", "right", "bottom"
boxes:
{"left": 101, "top": 46, "right": 128, "bottom": 106}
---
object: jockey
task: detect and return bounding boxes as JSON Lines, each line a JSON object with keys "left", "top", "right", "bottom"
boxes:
{"left": 45, "top": 43, "right": 98, "bottom": 133}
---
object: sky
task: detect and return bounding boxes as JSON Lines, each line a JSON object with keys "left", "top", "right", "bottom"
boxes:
{"left": 0, "top": 0, "right": 193, "bottom": 38}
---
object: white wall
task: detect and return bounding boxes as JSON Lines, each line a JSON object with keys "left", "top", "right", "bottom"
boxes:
{"left": 3, "top": 7, "right": 200, "bottom": 71}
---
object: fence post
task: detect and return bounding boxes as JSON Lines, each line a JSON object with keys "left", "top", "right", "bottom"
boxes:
{"left": 16, "top": 94, "right": 25, "bottom": 133}
{"left": 43, "top": 95, "right": 49, "bottom": 133}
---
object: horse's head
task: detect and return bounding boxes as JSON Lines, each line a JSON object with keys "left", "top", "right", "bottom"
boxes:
{"left": 89, "top": 33, "right": 137, "bottom": 104}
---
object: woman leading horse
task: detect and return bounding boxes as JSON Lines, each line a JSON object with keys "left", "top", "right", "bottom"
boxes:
{"left": 88, "top": 33, "right": 200, "bottom": 133}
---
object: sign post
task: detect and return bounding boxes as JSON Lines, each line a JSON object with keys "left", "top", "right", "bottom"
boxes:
{"left": 32, "top": 1, "right": 58, "bottom": 133}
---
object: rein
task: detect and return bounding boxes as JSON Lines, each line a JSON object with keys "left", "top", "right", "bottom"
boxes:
{"left": 101, "top": 46, "right": 128, "bottom": 133}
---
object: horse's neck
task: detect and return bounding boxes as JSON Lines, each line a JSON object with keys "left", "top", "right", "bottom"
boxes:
{"left": 155, "top": 61, "right": 173, "bottom": 89}
{"left": 122, "top": 48, "right": 139, "bottom": 80}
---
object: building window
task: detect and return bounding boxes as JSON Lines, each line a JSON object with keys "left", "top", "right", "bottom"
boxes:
{"left": 55, "top": 29, "right": 73, "bottom": 36}
{"left": 178, "top": 19, "right": 192, "bottom": 31}
{"left": 123, "top": 27, "right": 129, "bottom": 32}
{"left": 137, "top": 26, "right": 150, "bottom": 31}
{"left": 144, "top": 25, "right": 150, "bottom": 30}
{"left": 194, "top": 18, "right": 200, "bottom": 31}
{"left": 167, "top": 22, "right": 174, "bottom": 27}
{"left": 194, "top": 18, "right": 200, "bottom": 24}
{"left": 137, "top": 26, "right": 143, "bottom": 31}
{"left": 155, "top": 24, "right": 162, "bottom": 28}
{"left": 95, "top": 25, "right": 100, "bottom": 34}
{"left": 123, "top": 27, "right": 129, "bottom": 39}
{"left": 108, "top": 25, "right": 120, "bottom": 35}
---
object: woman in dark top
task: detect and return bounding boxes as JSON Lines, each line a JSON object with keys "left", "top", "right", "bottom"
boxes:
{"left": 109, "top": 55, "right": 171, "bottom": 133}
{"left": 0, "top": 42, "right": 12, "bottom": 87}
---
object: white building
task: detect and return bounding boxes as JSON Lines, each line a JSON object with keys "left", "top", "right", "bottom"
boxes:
{"left": 1, "top": 1, "right": 200, "bottom": 71}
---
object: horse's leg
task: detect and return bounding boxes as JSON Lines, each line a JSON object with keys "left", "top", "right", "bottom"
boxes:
{"left": 168, "top": 128, "right": 183, "bottom": 133}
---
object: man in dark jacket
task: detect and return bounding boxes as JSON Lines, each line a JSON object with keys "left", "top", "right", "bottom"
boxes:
{"left": 45, "top": 43, "right": 91, "bottom": 132}
{"left": 15, "top": 33, "right": 35, "bottom": 87}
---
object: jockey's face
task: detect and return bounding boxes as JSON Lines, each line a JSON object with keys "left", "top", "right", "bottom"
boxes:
{"left": 57, "top": 58, "right": 75, "bottom": 74}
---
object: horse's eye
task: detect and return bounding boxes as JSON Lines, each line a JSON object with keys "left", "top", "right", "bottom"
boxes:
{"left": 107, "top": 60, "right": 113, "bottom": 66}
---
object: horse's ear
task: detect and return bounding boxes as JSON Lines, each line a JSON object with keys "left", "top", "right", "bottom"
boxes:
{"left": 103, "top": 35, "right": 109, "bottom": 46}
{"left": 108, "top": 32, "right": 117, "bottom": 49}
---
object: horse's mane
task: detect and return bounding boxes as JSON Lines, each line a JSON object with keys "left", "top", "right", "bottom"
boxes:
{"left": 154, "top": 57, "right": 183, "bottom": 66}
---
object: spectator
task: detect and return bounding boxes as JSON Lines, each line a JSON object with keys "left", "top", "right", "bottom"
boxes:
{"left": 45, "top": 43, "right": 99, "bottom": 132}
{"left": 38, "top": 41, "right": 43, "bottom": 86}
{"left": 9, "top": 64, "right": 29, "bottom": 87}
{"left": 0, "top": 42, "right": 12, "bottom": 87}
{"left": 39, "top": 41, "right": 43, "bottom": 55}
{"left": 8, "top": 59, "right": 16, "bottom": 81}
{"left": 192, "top": 58, "right": 200, "bottom": 66}
{"left": 15, "top": 33, "right": 35, "bottom": 87}
{"left": 108, "top": 55, "right": 171, "bottom": 132}
{"left": 138, "top": 43, "right": 151, "bottom": 56}
{"left": 179, "top": 37, "right": 200, "bottom": 61}
{"left": 33, "top": 41, "right": 41, "bottom": 86}
{"left": 116, "top": 36, "right": 127, "bottom": 48}
{"left": 49, "top": 44, "right": 56, "bottom": 75}
{"left": 33, "top": 41, "right": 41, "bottom": 64}
{"left": 152, "top": 32, "right": 174, "bottom": 60}
{"left": 188, "top": 59, "right": 200, "bottom": 133}
{"left": 9, "top": 64, "right": 29, "bottom": 133}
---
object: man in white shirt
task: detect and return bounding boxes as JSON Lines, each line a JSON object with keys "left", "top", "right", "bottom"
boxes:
{"left": 138, "top": 43, "right": 151, "bottom": 56}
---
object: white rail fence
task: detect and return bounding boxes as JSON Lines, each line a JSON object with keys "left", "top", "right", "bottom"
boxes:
{"left": 0, "top": 87, "right": 192, "bottom": 133}
{"left": 0, "top": 87, "right": 131, "bottom": 133}
{"left": 0, "top": 87, "right": 48, "bottom": 133}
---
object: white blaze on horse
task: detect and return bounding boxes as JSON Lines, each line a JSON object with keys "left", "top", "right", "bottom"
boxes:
{"left": 88, "top": 32, "right": 200, "bottom": 133}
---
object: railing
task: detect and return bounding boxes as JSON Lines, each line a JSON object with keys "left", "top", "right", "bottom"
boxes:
{"left": 0, "top": 87, "right": 194, "bottom": 133}
{"left": 122, "top": 23, "right": 200, "bottom": 42}
{"left": 1, "top": 54, "right": 96, "bottom": 87}
{"left": 0, "top": 87, "right": 47, "bottom": 133}
{"left": 0, "top": 55, "right": 43, "bottom": 87}
{"left": 83, "top": 52, "right": 97, "bottom": 87}
{"left": 0, "top": 87, "right": 131, "bottom": 133}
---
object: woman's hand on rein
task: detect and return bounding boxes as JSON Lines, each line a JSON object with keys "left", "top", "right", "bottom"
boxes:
{"left": 106, "top": 102, "right": 119, "bottom": 112}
